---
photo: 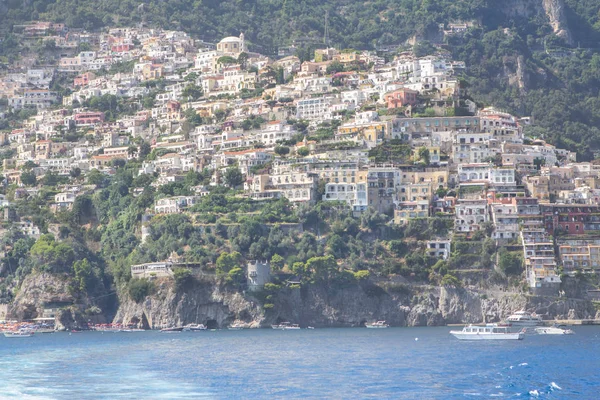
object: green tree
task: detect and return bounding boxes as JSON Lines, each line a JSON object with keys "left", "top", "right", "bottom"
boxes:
{"left": 270, "top": 254, "right": 285, "bottom": 272}
{"left": 326, "top": 61, "right": 345, "bottom": 74}
{"left": 182, "top": 84, "right": 203, "bottom": 101}
{"left": 20, "top": 171, "right": 37, "bottom": 186}
{"left": 224, "top": 167, "right": 244, "bottom": 188}
{"left": 73, "top": 258, "right": 92, "bottom": 292}
{"left": 70, "top": 167, "right": 82, "bottom": 178}
{"left": 305, "top": 255, "right": 338, "bottom": 283}
{"left": 173, "top": 267, "right": 193, "bottom": 289}
{"left": 216, "top": 251, "right": 242, "bottom": 275}
{"left": 417, "top": 147, "right": 430, "bottom": 165}
{"left": 297, "top": 147, "right": 310, "bottom": 157}
{"left": 87, "top": 169, "right": 107, "bottom": 186}
{"left": 226, "top": 266, "right": 245, "bottom": 286}
{"left": 128, "top": 279, "right": 154, "bottom": 303}
{"left": 498, "top": 250, "right": 523, "bottom": 275}
{"left": 274, "top": 146, "right": 290, "bottom": 157}
{"left": 217, "top": 56, "right": 237, "bottom": 65}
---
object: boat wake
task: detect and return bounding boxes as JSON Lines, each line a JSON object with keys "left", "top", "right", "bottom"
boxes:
{"left": 549, "top": 382, "right": 562, "bottom": 391}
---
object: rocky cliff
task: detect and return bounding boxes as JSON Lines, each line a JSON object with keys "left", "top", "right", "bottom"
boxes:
{"left": 113, "top": 276, "right": 598, "bottom": 328}
{"left": 500, "top": 0, "right": 573, "bottom": 45}
{"left": 113, "top": 277, "right": 266, "bottom": 329}
{"left": 10, "top": 272, "right": 112, "bottom": 330}
{"left": 10, "top": 272, "right": 75, "bottom": 321}
{"left": 542, "top": 0, "right": 573, "bottom": 45}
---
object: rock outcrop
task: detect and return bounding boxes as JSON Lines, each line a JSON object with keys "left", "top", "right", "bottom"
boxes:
{"left": 10, "top": 272, "right": 75, "bottom": 321}
{"left": 9, "top": 272, "right": 112, "bottom": 330}
{"left": 113, "top": 277, "right": 265, "bottom": 329}
{"left": 542, "top": 0, "right": 573, "bottom": 45}
{"left": 113, "top": 277, "right": 598, "bottom": 328}
{"left": 500, "top": 0, "right": 573, "bottom": 45}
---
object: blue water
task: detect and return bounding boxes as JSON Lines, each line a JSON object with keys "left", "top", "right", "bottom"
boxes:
{"left": 0, "top": 327, "right": 599, "bottom": 399}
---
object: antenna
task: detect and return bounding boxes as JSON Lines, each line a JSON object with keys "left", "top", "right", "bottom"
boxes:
{"left": 324, "top": 10, "right": 330, "bottom": 48}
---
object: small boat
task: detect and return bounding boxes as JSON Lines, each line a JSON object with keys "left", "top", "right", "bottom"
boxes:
{"left": 450, "top": 324, "right": 525, "bottom": 340}
{"left": 122, "top": 328, "right": 146, "bottom": 332}
{"left": 228, "top": 322, "right": 245, "bottom": 331}
{"left": 160, "top": 327, "right": 183, "bottom": 333}
{"left": 4, "top": 331, "right": 34, "bottom": 338}
{"left": 271, "top": 322, "right": 300, "bottom": 330}
{"left": 183, "top": 324, "right": 207, "bottom": 331}
{"left": 34, "top": 328, "right": 55, "bottom": 334}
{"left": 506, "top": 310, "right": 543, "bottom": 327}
{"left": 535, "top": 324, "right": 574, "bottom": 335}
{"left": 307, "top": 326, "right": 315, "bottom": 330}
{"left": 365, "top": 321, "right": 389, "bottom": 329}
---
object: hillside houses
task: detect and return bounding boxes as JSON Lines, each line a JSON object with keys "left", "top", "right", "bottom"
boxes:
{"left": 2, "top": 24, "right": 600, "bottom": 297}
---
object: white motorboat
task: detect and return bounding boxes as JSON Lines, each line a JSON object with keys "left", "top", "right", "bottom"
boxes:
{"left": 271, "top": 322, "right": 300, "bottom": 330}
{"left": 365, "top": 321, "right": 389, "bottom": 329}
{"left": 450, "top": 324, "right": 525, "bottom": 340}
{"left": 4, "top": 331, "right": 34, "bottom": 338}
{"left": 506, "top": 310, "right": 543, "bottom": 327}
{"left": 535, "top": 324, "right": 574, "bottom": 335}
{"left": 228, "top": 322, "right": 245, "bottom": 330}
{"left": 183, "top": 324, "right": 207, "bottom": 331}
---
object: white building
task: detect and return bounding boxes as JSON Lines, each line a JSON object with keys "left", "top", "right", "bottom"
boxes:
{"left": 455, "top": 199, "right": 488, "bottom": 232}
{"left": 247, "top": 260, "right": 271, "bottom": 291}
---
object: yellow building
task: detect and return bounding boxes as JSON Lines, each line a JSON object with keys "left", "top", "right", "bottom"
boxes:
{"left": 559, "top": 241, "right": 600, "bottom": 271}
{"left": 337, "top": 121, "right": 391, "bottom": 142}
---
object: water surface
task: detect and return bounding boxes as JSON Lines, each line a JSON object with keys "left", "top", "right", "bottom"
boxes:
{"left": 1, "top": 326, "right": 598, "bottom": 398}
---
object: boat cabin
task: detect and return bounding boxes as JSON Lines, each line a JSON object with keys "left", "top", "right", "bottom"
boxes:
{"left": 463, "top": 324, "right": 510, "bottom": 334}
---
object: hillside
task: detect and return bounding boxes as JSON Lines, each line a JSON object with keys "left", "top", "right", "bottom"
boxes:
{"left": 2, "top": 1, "right": 600, "bottom": 159}
{"left": 1, "top": 1, "right": 600, "bottom": 329}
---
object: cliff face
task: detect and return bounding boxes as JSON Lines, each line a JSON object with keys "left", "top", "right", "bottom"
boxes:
{"left": 113, "top": 278, "right": 598, "bottom": 328}
{"left": 10, "top": 272, "right": 75, "bottom": 321}
{"left": 500, "top": 0, "right": 573, "bottom": 45}
{"left": 542, "top": 0, "right": 573, "bottom": 45}
{"left": 113, "top": 277, "right": 266, "bottom": 329}
{"left": 10, "top": 272, "right": 112, "bottom": 330}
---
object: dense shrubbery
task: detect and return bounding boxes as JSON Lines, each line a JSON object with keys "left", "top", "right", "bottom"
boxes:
{"left": 127, "top": 278, "right": 155, "bottom": 303}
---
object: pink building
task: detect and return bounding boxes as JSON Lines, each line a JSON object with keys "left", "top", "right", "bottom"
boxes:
{"left": 74, "top": 72, "right": 96, "bottom": 87}
{"left": 384, "top": 88, "right": 418, "bottom": 109}
{"left": 74, "top": 112, "right": 105, "bottom": 126}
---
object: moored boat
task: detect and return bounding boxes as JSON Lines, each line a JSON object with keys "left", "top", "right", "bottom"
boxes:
{"left": 450, "top": 324, "right": 525, "bottom": 340}
{"left": 228, "top": 322, "right": 245, "bottom": 330}
{"left": 365, "top": 321, "right": 389, "bottom": 329}
{"left": 183, "top": 324, "right": 207, "bottom": 331}
{"left": 505, "top": 310, "right": 543, "bottom": 327}
{"left": 535, "top": 324, "right": 574, "bottom": 335}
{"left": 160, "top": 327, "right": 184, "bottom": 333}
{"left": 3, "top": 331, "right": 34, "bottom": 338}
{"left": 271, "top": 322, "right": 300, "bottom": 330}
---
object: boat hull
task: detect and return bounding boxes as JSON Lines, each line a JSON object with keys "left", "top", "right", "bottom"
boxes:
{"left": 535, "top": 327, "right": 574, "bottom": 335}
{"left": 450, "top": 331, "right": 524, "bottom": 340}
{"left": 160, "top": 327, "right": 184, "bottom": 333}
{"left": 3, "top": 332, "right": 33, "bottom": 338}
{"left": 505, "top": 320, "right": 542, "bottom": 327}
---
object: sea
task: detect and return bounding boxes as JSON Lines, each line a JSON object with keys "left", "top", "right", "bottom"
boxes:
{"left": 0, "top": 326, "right": 598, "bottom": 399}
